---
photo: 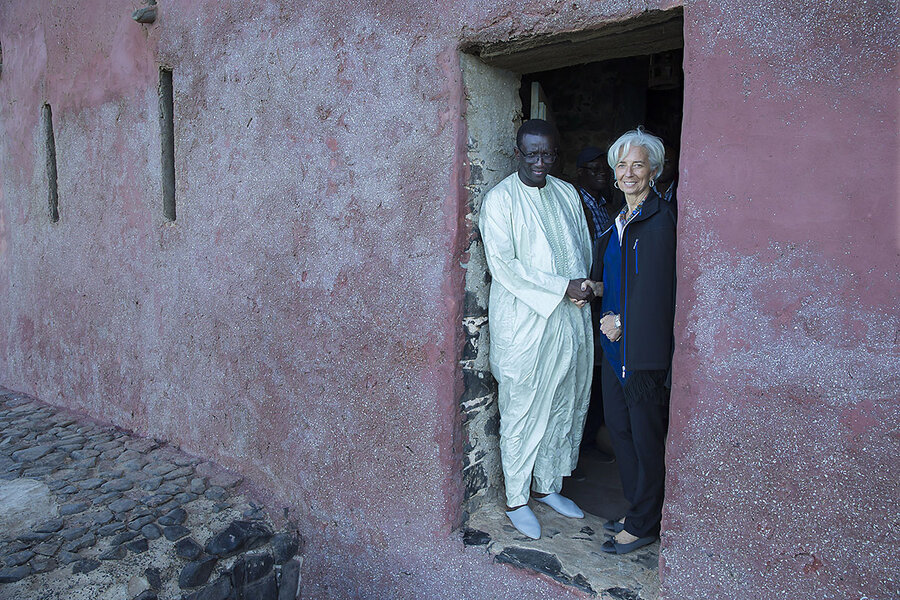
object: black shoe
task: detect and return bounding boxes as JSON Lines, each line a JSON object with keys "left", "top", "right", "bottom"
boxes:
{"left": 601, "top": 536, "right": 655, "bottom": 554}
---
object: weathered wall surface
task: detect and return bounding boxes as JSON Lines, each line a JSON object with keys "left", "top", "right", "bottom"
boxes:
{"left": 0, "top": 1, "right": 663, "bottom": 598}
{"left": 457, "top": 53, "right": 519, "bottom": 514}
{"left": 664, "top": 1, "right": 900, "bottom": 599}
{"left": 1, "top": 0, "right": 897, "bottom": 599}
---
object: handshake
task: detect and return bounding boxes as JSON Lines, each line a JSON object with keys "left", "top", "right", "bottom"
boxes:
{"left": 566, "top": 278, "right": 602, "bottom": 308}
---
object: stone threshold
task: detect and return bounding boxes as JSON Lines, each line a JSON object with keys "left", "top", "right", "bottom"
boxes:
{"left": 464, "top": 501, "right": 660, "bottom": 599}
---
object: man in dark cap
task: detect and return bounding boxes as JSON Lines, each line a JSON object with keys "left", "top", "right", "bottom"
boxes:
{"left": 575, "top": 146, "right": 619, "bottom": 241}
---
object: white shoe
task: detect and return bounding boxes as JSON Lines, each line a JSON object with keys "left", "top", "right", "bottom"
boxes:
{"left": 535, "top": 493, "right": 584, "bottom": 518}
{"left": 506, "top": 506, "right": 541, "bottom": 539}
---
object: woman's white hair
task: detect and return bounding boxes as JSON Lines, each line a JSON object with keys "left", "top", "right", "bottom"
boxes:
{"left": 607, "top": 127, "right": 666, "bottom": 181}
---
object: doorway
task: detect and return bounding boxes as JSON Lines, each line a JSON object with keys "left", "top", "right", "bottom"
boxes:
{"left": 520, "top": 50, "right": 685, "bottom": 520}
{"left": 459, "top": 8, "right": 684, "bottom": 598}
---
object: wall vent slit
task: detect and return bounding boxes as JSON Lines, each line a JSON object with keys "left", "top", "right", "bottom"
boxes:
{"left": 159, "top": 67, "right": 176, "bottom": 221}
{"left": 42, "top": 104, "right": 59, "bottom": 223}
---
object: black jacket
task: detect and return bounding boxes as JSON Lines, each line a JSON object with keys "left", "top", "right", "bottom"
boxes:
{"left": 590, "top": 192, "right": 677, "bottom": 374}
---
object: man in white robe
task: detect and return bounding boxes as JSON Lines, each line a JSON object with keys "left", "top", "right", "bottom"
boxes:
{"left": 480, "top": 120, "right": 595, "bottom": 539}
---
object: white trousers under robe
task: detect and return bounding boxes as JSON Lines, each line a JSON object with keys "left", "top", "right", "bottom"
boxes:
{"left": 480, "top": 173, "right": 594, "bottom": 508}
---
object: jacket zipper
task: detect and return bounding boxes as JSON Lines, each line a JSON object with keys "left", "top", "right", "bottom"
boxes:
{"left": 621, "top": 226, "right": 628, "bottom": 379}
{"left": 634, "top": 238, "right": 639, "bottom": 275}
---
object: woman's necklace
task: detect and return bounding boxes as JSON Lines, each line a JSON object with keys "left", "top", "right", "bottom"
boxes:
{"left": 618, "top": 195, "right": 648, "bottom": 225}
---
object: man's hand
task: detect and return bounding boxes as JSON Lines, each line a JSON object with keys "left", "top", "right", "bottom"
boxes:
{"left": 566, "top": 279, "right": 593, "bottom": 306}
{"left": 599, "top": 313, "right": 623, "bottom": 341}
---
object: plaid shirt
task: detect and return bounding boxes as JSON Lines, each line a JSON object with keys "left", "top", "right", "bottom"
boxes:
{"left": 579, "top": 187, "right": 613, "bottom": 240}
{"left": 652, "top": 181, "right": 677, "bottom": 204}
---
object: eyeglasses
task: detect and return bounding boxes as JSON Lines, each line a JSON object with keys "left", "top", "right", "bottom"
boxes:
{"left": 517, "top": 147, "right": 558, "bottom": 163}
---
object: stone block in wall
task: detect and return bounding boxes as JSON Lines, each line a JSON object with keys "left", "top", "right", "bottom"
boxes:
{"left": 459, "top": 369, "right": 495, "bottom": 408}
{"left": 459, "top": 368, "right": 502, "bottom": 508}
{"left": 462, "top": 461, "right": 488, "bottom": 503}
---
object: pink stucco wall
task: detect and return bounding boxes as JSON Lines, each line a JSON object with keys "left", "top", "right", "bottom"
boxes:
{"left": 664, "top": 1, "right": 899, "bottom": 599}
{"left": 0, "top": 0, "right": 896, "bottom": 598}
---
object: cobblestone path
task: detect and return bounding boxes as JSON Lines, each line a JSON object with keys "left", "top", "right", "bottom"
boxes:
{"left": 0, "top": 386, "right": 303, "bottom": 600}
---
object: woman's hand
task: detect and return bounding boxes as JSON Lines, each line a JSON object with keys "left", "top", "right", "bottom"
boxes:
{"left": 566, "top": 278, "right": 594, "bottom": 308}
{"left": 569, "top": 280, "right": 603, "bottom": 308}
{"left": 600, "top": 313, "right": 623, "bottom": 342}
{"left": 582, "top": 280, "right": 603, "bottom": 298}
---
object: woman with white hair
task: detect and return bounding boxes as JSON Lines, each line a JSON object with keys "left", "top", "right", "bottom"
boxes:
{"left": 589, "top": 127, "right": 677, "bottom": 554}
